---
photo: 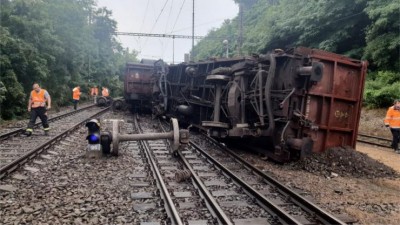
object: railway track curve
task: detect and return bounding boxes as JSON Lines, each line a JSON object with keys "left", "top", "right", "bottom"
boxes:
{"left": 0, "top": 106, "right": 110, "bottom": 179}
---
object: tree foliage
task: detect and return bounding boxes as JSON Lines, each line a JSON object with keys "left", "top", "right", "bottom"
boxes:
{"left": 0, "top": 0, "right": 138, "bottom": 119}
{"left": 364, "top": 71, "right": 400, "bottom": 108}
{"left": 193, "top": 0, "right": 400, "bottom": 108}
{"left": 364, "top": 0, "right": 400, "bottom": 71}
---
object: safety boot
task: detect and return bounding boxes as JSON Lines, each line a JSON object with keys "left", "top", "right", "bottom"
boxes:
{"left": 44, "top": 128, "right": 50, "bottom": 136}
{"left": 22, "top": 130, "right": 32, "bottom": 137}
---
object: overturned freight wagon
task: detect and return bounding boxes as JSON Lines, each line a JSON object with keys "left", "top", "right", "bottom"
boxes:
{"left": 128, "top": 47, "right": 367, "bottom": 162}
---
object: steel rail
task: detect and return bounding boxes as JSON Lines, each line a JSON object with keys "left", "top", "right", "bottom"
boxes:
{"left": 177, "top": 150, "right": 233, "bottom": 225}
{"left": 0, "top": 104, "right": 97, "bottom": 140}
{"left": 158, "top": 120, "right": 232, "bottom": 225}
{"left": 357, "top": 139, "right": 391, "bottom": 148}
{"left": 357, "top": 133, "right": 392, "bottom": 148}
{"left": 0, "top": 107, "right": 110, "bottom": 179}
{"left": 358, "top": 133, "right": 391, "bottom": 141}
{"left": 189, "top": 141, "right": 303, "bottom": 225}
{"left": 201, "top": 136, "right": 347, "bottom": 225}
{"left": 134, "top": 115, "right": 183, "bottom": 225}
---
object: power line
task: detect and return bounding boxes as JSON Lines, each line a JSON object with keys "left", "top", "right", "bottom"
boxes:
{"left": 162, "top": 0, "right": 175, "bottom": 58}
{"left": 140, "top": 0, "right": 150, "bottom": 33}
{"left": 170, "top": 17, "right": 227, "bottom": 34}
{"left": 171, "top": 0, "right": 186, "bottom": 33}
{"left": 143, "top": 0, "right": 170, "bottom": 49}
{"left": 164, "top": 0, "right": 174, "bottom": 33}
{"left": 149, "top": 0, "right": 170, "bottom": 34}
{"left": 115, "top": 32, "right": 205, "bottom": 39}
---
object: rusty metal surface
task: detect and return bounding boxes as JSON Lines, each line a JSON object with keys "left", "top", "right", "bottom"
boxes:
{"left": 124, "top": 62, "right": 155, "bottom": 97}
{"left": 298, "top": 47, "right": 368, "bottom": 153}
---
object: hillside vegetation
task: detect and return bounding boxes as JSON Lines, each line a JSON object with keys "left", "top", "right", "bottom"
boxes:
{"left": 0, "top": 0, "right": 137, "bottom": 120}
{"left": 192, "top": 0, "right": 400, "bottom": 108}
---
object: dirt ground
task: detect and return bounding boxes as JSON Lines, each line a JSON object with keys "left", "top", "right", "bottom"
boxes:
{"left": 241, "top": 108, "right": 400, "bottom": 225}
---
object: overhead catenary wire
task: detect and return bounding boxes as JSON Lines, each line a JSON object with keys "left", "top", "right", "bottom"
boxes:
{"left": 148, "top": 0, "right": 170, "bottom": 35}
{"left": 137, "top": 0, "right": 151, "bottom": 52}
{"left": 170, "top": 0, "right": 186, "bottom": 34}
{"left": 143, "top": 0, "right": 170, "bottom": 49}
{"left": 164, "top": 0, "right": 174, "bottom": 33}
{"left": 139, "top": 0, "right": 151, "bottom": 33}
{"left": 162, "top": 0, "right": 175, "bottom": 57}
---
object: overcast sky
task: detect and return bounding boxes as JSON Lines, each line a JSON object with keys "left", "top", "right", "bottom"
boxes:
{"left": 96, "top": 0, "right": 239, "bottom": 63}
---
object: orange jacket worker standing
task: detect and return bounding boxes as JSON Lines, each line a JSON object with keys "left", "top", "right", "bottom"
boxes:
{"left": 384, "top": 99, "right": 400, "bottom": 153}
{"left": 72, "top": 86, "right": 81, "bottom": 110}
{"left": 102, "top": 87, "right": 109, "bottom": 97}
{"left": 24, "top": 83, "right": 51, "bottom": 136}
{"left": 90, "top": 87, "right": 95, "bottom": 96}
{"left": 91, "top": 87, "right": 99, "bottom": 96}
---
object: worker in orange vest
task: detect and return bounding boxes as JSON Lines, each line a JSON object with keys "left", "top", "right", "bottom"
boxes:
{"left": 384, "top": 99, "right": 400, "bottom": 153}
{"left": 102, "top": 87, "right": 109, "bottom": 97}
{"left": 90, "top": 86, "right": 99, "bottom": 96}
{"left": 90, "top": 86, "right": 99, "bottom": 103}
{"left": 72, "top": 86, "right": 81, "bottom": 110}
{"left": 23, "top": 83, "right": 51, "bottom": 136}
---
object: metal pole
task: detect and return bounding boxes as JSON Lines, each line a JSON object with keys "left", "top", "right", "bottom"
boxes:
{"left": 238, "top": 3, "right": 243, "bottom": 56}
{"left": 223, "top": 40, "right": 228, "bottom": 58}
{"left": 119, "top": 132, "right": 174, "bottom": 142}
{"left": 173, "top": 36, "right": 175, "bottom": 64}
{"left": 192, "top": 0, "right": 195, "bottom": 61}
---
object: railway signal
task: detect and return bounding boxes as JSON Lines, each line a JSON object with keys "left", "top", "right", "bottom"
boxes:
{"left": 85, "top": 119, "right": 112, "bottom": 156}
{"left": 86, "top": 119, "right": 101, "bottom": 152}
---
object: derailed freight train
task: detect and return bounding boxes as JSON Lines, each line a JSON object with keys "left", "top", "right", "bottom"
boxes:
{"left": 124, "top": 47, "right": 367, "bottom": 162}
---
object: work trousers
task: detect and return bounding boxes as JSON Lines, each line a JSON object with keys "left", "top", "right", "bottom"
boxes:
{"left": 73, "top": 99, "right": 79, "bottom": 110}
{"left": 27, "top": 107, "right": 49, "bottom": 130}
{"left": 390, "top": 128, "right": 400, "bottom": 150}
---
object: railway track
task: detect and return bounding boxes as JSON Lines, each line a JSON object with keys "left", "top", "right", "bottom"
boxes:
{"left": 357, "top": 133, "right": 392, "bottom": 149}
{"left": 0, "top": 104, "right": 97, "bottom": 139}
{"left": 0, "top": 105, "right": 109, "bottom": 179}
{"left": 134, "top": 115, "right": 222, "bottom": 225}
{"left": 156, "top": 117, "right": 352, "bottom": 224}
{"left": 0, "top": 110, "right": 357, "bottom": 224}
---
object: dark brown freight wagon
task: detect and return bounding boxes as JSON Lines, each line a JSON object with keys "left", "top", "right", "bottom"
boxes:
{"left": 124, "top": 59, "right": 158, "bottom": 112}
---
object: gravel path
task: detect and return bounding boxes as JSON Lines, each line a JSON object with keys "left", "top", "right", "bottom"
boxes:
{"left": 0, "top": 111, "right": 147, "bottom": 224}
{"left": 237, "top": 145, "right": 400, "bottom": 225}
{"left": 357, "top": 143, "right": 400, "bottom": 173}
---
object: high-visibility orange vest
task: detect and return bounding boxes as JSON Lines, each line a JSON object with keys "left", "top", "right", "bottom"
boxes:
{"left": 73, "top": 87, "right": 81, "bottom": 100}
{"left": 102, "top": 88, "right": 109, "bottom": 97}
{"left": 91, "top": 87, "right": 99, "bottom": 96}
{"left": 384, "top": 106, "right": 400, "bottom": 129}
{"left": 31, "top": 89, "right": 46, "bottom": 108}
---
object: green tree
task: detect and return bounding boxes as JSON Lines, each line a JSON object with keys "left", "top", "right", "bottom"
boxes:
{"left": 0, "top": 0, "right": 138, "bottom": 119}
{"left": 364, "top": 0, "right": 400, "bottom": 71}
{"left": 193, "top": 0, "right": 399, "bottom": 108}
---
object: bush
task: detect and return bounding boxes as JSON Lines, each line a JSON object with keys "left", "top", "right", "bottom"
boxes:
{"left": 363, "top": 71, "right": 400, "bottom": 108}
